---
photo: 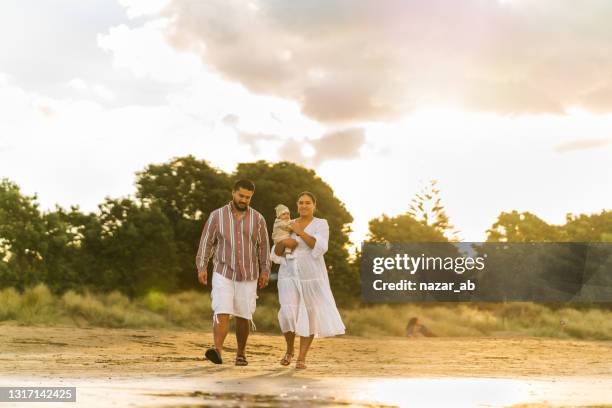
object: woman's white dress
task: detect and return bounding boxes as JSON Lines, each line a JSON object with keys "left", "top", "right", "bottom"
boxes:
{"left": 270, "top": 217, "right": 346, "bottom": 338}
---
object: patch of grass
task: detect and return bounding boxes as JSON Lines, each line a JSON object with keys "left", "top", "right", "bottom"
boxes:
{"left": 1, "top": 284, "right": 611, "bottom": 340}
{"left": 0, "top": 287, "right": 21, "bottom": 321}
{"left": 17, "top": 284, "right": 58, "bottom": 324}
{"left": 141, "top": 290, "right": 168, "bottom": 313}
{"left": 342, "top": 302, "right": 612, "bottom": 339}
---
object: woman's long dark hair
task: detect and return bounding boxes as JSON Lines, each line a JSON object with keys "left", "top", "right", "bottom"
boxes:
{"left": 297, "top": 191, "right": 317, "bottom": 205}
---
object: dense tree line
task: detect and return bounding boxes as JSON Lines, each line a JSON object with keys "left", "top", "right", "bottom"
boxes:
{"left": 0, "top": 157, "right": 357, "bottom": 297}
{"left": 1, "top": 162, "right": 609, "bottom": 299}
{"left": 364, "top": 181, "right": 611, "bottom": 306}
{"left": 366, "top": 180, "right": 612, "bottom": 244}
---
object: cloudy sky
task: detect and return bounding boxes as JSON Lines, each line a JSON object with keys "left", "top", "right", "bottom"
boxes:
{"left": 1, "top": 0, "right": 611, "bottom": 246}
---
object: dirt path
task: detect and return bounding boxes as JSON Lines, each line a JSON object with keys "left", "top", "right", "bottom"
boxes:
{"left": 0, "top": 324, "right": 610, "bottom": 379}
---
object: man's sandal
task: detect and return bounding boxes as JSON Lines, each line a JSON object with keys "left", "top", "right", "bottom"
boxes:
{"left": 280, "top": 353, "right": 293, "bottom": 366}
{"left": 295, "top": 359, "right": 307, "bottom": 369}
{"left": 235, "top": 355, "right": 249, "bottom": 366}
{"left": 204, "top": 348, "right": 223, "bottom": 364}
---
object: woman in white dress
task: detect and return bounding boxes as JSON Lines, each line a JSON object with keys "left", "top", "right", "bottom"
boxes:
{"left": 270, "top": 191, "right": 345, "bottom": 369}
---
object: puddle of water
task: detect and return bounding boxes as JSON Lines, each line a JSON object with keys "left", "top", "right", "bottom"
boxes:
{"left": 0, "top": 376, "right": 610, "bottom": 408}
{"left": 147, "top": 390, "right": 391, "bottom": 407}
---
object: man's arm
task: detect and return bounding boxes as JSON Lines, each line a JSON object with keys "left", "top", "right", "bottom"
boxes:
{"left": 257, "top": 214, "right": 271, "bottom": 288}
{"left": 195, "top": 210, "right": 218, "bottom": 285}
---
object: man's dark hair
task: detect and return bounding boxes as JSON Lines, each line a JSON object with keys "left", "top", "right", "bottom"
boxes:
{"left": 233, "top": 179, "right": 255, "bottom": 192}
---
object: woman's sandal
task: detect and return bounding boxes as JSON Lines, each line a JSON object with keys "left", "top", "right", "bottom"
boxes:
{"left": 280, "top": 352, "right": 294, "bottom": 366}
{"left": 295, "top": 359, "right": 307, "bottom": 369}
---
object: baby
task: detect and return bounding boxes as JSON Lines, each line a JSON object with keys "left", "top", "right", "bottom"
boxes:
{"left": 272, "top": 204, "right": 295, "bottom": 258}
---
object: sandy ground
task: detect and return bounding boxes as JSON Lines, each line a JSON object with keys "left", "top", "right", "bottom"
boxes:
{"left": 0, "top": 323, "right": 611, "bottom": 407}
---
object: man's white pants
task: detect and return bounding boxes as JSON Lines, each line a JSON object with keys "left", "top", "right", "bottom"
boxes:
{"left": 211, "top": 272, "right": 258, "bottom": 329}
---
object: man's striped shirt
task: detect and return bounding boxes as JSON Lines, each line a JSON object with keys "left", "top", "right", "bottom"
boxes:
{"left": 195, "top": 202, "right": 270, "bottom": 281}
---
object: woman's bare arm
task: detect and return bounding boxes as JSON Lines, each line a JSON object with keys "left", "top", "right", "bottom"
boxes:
{"left": 274, "top": 241, "right": 286, "bottom": 256}
{"left": 289, "top": 222, "right": 316, "bottom": 249}
{"left": 275, "top": 238, "right": 298, "bottom": 256}
{"left": 283, "top": 238, "right": 298, "bottom": 249}
{"left": 296, "top": 231, "right": 316, "bottom": 249}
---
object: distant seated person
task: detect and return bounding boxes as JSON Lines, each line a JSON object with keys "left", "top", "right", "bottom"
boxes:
{"left": 405, "top": 317, "right": 436, "bottom": 337}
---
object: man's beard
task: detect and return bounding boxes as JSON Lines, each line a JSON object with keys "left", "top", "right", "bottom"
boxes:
{"left": 233, "top": 199, "right": 247, "bottom": 211}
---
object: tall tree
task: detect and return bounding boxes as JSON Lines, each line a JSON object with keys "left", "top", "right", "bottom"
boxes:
{"left": 38, "top": 206, "right": 88, "bottom": 293}
{"left": 487, "top": 211, "right": 563, "bottom": 242}
{"left": 135, "top": 156, "right": 230, "bottom": 290}
{"left": 234, "top": 161, "right": 358, "bottom": 297}
{"left": 367, "top": 214, "right": 448, "bottom": 243}
{"left": 95, "top": 197, "right": 180, "bottom": 296}
{"left": 367, "top": 180, "right": 455, "bottom": 243}
{"left": 487, "top": 210, "right": 612, "bottom": 243}
{"left": 0, "top": 179, "right": 47, "bottom": 290}
{"left": 408, "top": 179, "right": 460, "bottom": 241}
{"left": 562, "top": 211, "right": 612, "bottom": 242}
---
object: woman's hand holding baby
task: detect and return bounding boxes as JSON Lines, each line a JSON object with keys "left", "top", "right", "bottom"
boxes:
{"left": 274, "top": 238, "right": 297, "bottom": 256}
{"left": 282, "top": 237, "right": 298, "bottom": 249}
{"left": 289, "top": 222, "right": 304, "bottom": 235}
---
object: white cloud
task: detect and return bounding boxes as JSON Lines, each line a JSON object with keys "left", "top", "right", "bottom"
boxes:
{"left": 554, "top": 138, "right": 612, "bottom": 153}
{"left": 161, "top": 0, "right": 612, "bottom": 122}
{"left": 0, "top": 73, "right": 250, "bottom": 213}
{"left": 117, "top": 0, "right": 171, "bottom": 19}
{"left": 66, "top": 78, "right": 116, "bottom": 101}
{"left": 67, "top": 78, "right": 88, "bottom": 91}
{"left": 1, "top": 0, "right": 611, "bottom": 250}
{"left": 97, "top": 20, "right": 203, "bottom": 84}
{"left": 91, "top": 84, "right": 116, "bottom": 101}
{"left": 326, "top": 110, "right": 612, "bottom": 243}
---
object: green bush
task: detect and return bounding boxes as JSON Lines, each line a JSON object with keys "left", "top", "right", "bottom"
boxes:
{"left": 17, "top": 284, "right": 57, "bottom": 324}
{"left": 0, "top": 287, "right": 21, "bottom": 320}
{"left": 1, "top": 284, "right": 611, "bottom": 340}
{"left": 141, "top": 290, "right": 168, "bottom": 313}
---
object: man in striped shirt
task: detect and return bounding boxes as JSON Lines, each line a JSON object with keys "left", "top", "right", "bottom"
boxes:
{"left": 196, "top": 179, "right": 270, "bottom": 366}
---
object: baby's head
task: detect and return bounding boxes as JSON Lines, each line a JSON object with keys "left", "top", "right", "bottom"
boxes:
{"left": 275, "top": 204, "right": 290, "bottom": 220}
